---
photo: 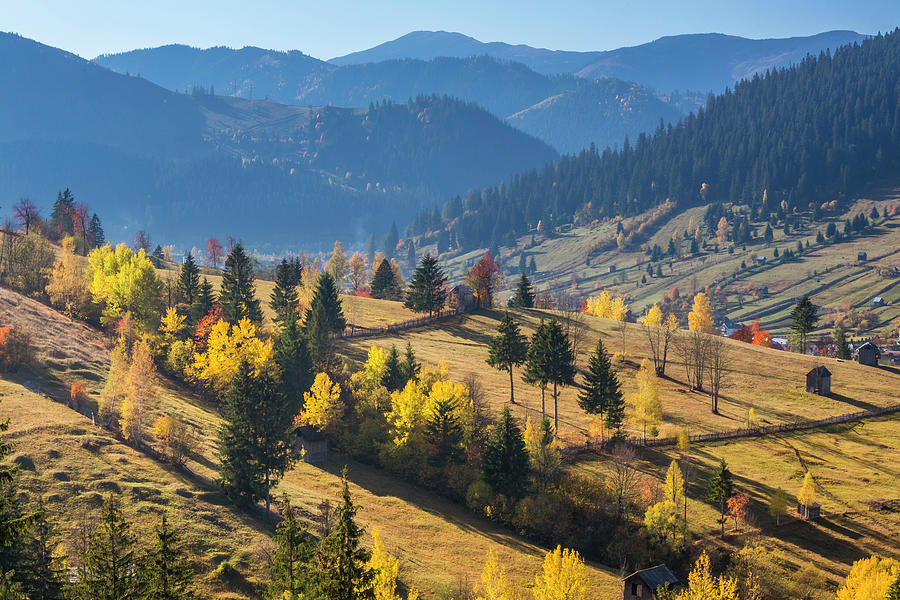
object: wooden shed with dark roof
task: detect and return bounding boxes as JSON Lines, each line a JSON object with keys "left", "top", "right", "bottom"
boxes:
{"left": 806, "top": 366, "right": 831, "bottom": 395}
{"left": 623, "top": 565, "right": 679, "bottom": 600}
{"left": 854, "top": 341, "right": 881, "bottom": 367}
{"left": 294, "top": 425, "right": 328, "bottom": 464}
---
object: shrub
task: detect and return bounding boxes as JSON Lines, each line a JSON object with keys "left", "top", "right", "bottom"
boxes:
{"left": 165, "top": 339, "right": 194, "bottom": 379}
{"left": 152, "top": 413, "right": 196, "bottom": 467}
{"left": 465, "top": 479, "right": 495, "bottom": 517}
{"left": 0, "top": 325, "right": 35, "bottom": 372}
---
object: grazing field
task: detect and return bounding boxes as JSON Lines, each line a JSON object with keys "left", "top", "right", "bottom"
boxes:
{"left": 0, "top": 286, "right": 620, "bottom": 597}
{"left": 571, "top": 414, "right": 900, "bottom": 597}
{"left": 337, "top": 308, "right": 900, "bottom": 442}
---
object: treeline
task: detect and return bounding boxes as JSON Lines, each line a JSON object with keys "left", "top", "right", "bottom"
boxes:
{"left": 408, "top": 29, "right": 900, "bottom": 251}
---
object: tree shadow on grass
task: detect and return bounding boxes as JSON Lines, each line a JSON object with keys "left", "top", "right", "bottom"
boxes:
{"left": 825, "top": 392, "right": 879, "bottom": 412}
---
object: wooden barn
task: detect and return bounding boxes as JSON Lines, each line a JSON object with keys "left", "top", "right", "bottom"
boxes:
{"left": 294, "top": 425, "right": 328, "bottom": 464}
{"left": 798, "top": 502, "right": 821, "bottom": 520}
{"left": 623, "top": 565, "right": 679, "bottom": 600}
{"left": 806, "top": 366, "right": 831, "bottom": 395}
{"left": 448, "top": 285, "right": 476, "bottom": 312}
{"left": 855, "top": 341, "right": 881, "bottom": 367}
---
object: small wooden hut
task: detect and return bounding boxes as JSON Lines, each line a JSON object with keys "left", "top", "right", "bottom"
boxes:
{"left": 806, "top": 366, "right": 831, "bottom": 395}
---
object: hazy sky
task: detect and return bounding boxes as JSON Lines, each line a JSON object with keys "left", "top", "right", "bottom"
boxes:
{"left": 3, "top": 0, "right": 899, "bottom": 59}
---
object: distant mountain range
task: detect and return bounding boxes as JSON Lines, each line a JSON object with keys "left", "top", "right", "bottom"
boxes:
{"left": 330, "top": 29, "right": 866, "bottom": 93}
{"left": 0, "top": 33, "right": 555, "bottom": 249}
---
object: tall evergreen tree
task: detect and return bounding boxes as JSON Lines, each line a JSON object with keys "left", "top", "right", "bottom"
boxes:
{"left": 400, "top": 342, "right": 420, "bottom": 383}
{"left": 544, "top": 318, "right": 577, "bottom": 434}
{"left": 275, "top": 313, "right": 313, "bottom": 415}
{"left": 177, "top": 252, "right": 201, "bottom": 306}
{"left": 523, "top": 320, "right": 551, "bottom": 419}
{"left": 88, "top": 213, "right": 105, "bottom": 248}
{"left": 706, "top": 458, "right": 735, "bottom": 538}
{"left": 17, "top": 504, "right": 66, "bottom": 600}
{"left": 49, "top": 189, "right": 75, "bottom": 239}
{"left": 370, "top": 260, "right": 401, "bottom": 301}
{"left": 270, "top": 258, "right": 300, "bottom": 324}
{"left": 305, "top": 298, "right": 334, "bottom": 369}
{"left": 254, "top": 368, "right": 297, "bottom": 515}
{"left": 305, "top": 273, "right": 346, "bottom": 334}
{"left": 189, "top": 278, "right": 215, "bottom": 327}
{"left": 486, "top": 312, "right": 528, "bottom": 404}
{"left": 482, "top": 406, "right": 530, "bottom": 499}
{"left": 790, "top": 295, "right": 819, "bottom": 353}
{"left": 510, "top": 273, "right": 534, "bottom": 308}
{"left": 317, "top": 468, "right": 374, "bottom": 600}
{"left": 381, "top": 222, "right": 399, "bottom": 259}
{"left": 578, "top": 338, "right": 623, "bottom": 440}
{"left": 269, "top": 496, "right": 315, "bottom": 600}
{"left": 382, "top": 345, "right": 405, "bottom": 392}
{"left": 424, "top": 397, "right": 465, "bottom": 468}
{"left": 834, "top": 326, "right": 851, "bottom": 360}
{"left": 218, "top": 361, "right": 264, "bottom": 507}
{"left": 144, "top": 515, "right": 194, "bottom": 600}
{"left": 404, "top": 254, "right": 447, "bottom": 317}
{"left": 76, "top": 495, "right": 141, "bottom": 600}
{"left": 220, "top": 243, "right": 262, "bottom": 325}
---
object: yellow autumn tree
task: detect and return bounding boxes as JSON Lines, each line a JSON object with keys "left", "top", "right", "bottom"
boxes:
{"left": 663, "top": 460, "right": 685, "bottom": 507}
{"left": 302, "top": 372, "right": 343, "bottom": 432}
{"left": 327, "top": 240, "right": 349, "bottom": 290}
{"left": 349, "top": 345, "right": 391, "bottom": 410}
{"left": 85, "top": 242, "right": 163, "bottom": 328}
{"left": 797, "top": 471, "right": 817, "bottom": 507}
{"left": 716, "top": 217, "right": 730, "bottom": 246}
{"left": 687, "top": 292, "right": 714, "bottom": 333}
{"left": 585, "top": 290, "right": 611, "bottom": 318}
{"left": 836, "top": 556, "right": 900, "bottom": 600}
{"left": 676, "top": 551, "right": 739, "bottom": 600}
{"left": 120, "top": 340, "right": 155, "bottom": 447}
{"left": 100, "top": 336, "right": 129, "bottom": 427}
{"left": 427, "top": 379, "right": 474, "bottom": 442}
{"left": 348, "top": 252, "right": 367, "bottom": 292}
{"left": 386, "top": 380, "right": 428, "bottom": 447}
{"left": 645, "top": 304, "right": 663, "bottom": 327}
{"left": 532, "top": 546, "right": 589, "bottom": 600}
{"left": 628, "top": 358, "right": 662, "bottom": 443}
{"left": 46, "top": 236, "right": 88, "bottom": 316}
{"left": 159, "top": 307, "right": 186, "bottom": 346}
{"left": 475, "top": 550, "right": 514, "bottom": 600}
{"left": 609, "top": 296, "right": 628, "bottom": 321}
{"left": 191, "top": 318, "right": 274, "bottom": 392}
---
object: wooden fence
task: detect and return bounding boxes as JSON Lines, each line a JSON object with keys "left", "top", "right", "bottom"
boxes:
{"left": 336, "top": 308, "right": 464, "bottom": 340}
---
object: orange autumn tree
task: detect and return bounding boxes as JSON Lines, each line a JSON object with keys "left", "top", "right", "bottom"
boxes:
{"left": 750, "top": 319, "right": 773, "bottom": 348}
{"left": 466, "top": 252, "right": 502, "bottom": 308}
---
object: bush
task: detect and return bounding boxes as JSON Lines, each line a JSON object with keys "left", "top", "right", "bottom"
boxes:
{"left": 165, "top": 339, "right": 194, "bottom": 379}
{"left": 70, "top": 381, "right": 88, "bottom": 410}
{"left": 0, "top": 325, "right": 35, "bottom": 372}
{"left": 465, "top": 479, "right": 495, "bottom": 517}
{"left": 152, "top": 413, "right": 196, "bottom": 467}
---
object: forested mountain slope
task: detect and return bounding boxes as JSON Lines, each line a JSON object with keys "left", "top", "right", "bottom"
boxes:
{"left": 0, "top": 33, "right": 556, "bottom": 249}
{"left": 409, "top": 29, "right": 900, "bottom": 251}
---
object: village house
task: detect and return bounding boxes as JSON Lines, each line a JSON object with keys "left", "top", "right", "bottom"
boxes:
{"left": 623, "top": 565, "right": 679, "bottom": 600}
{"left": 854, "top": 341, "right": 881, "bottom": 366}
{"left": 858, "top": 251, "right": 868, "bottom": 262}
{"left": 806, "top": 365, "right": 832, "bottom": 395}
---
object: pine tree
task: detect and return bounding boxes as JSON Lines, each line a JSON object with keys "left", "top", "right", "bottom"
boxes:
{"left": 424, "top": 396, "right": 465, "bottom": 467}
{"left": 317, "top": 468, "right": 374, "bottom": 600}
{"left": 706, "top": 458, "right": 735, "bottom": 538}
{"left": 177, "top": 252, "right": 201, "bottom": 305}
{"left": 370, "top": 260, "right": 400, "bottom": 301}
{"left": 400, "top": 342, "right": 420, "bottom": 383}
{"left": 305, "top": 298, "right": 334, "bottom": 368}
{"left": 404, "top": 254, "right": 447, "bottom": 317}
{"left": 835, "top": 326, "right": 851, "bottom": 359}
{"left": 220, "top": 243, "right": 263, "bottom": 325}
{"left": 49, "top": 189, "right": 75, "bottom": 239}
{"left": 305, "top": 273, "right": 346, "bottom": 334}
{"left": 510, "top": 273, "right": 534, "bottom": 308}
{"left": 189, "top": 278, "right": 215, "bottom": 328}
{"left": 577, "top": 338, "right": 622, "bottom": 440}
{"left": 482, "top": 407, "right": 530, "bottom": 499}
{"left": 18, "top": 504, "right": 66, "bottom": 600}
{"left": 523, "top": 320, "right": 551, "bottom": 419}
{"left": 382, "top": 345, "right": 404, "bottom": 392}
{"left": 275, "top": 313, "right": 312, "bottom": 415}
{"left": 271, "top": 258, "right": 300, "bottom": 324}
{"left": 269, "top": 496, "right": 315, "bottom": 600}
{"left": 544, "top": 318, "right": 576, "bottom": 434}
{"left": 381, "top": 222, "right": 399, "bottom": 259}
{"left": 144, "top": 515, "right": 194, "bottom": 600}
{"left": 486, "top": 312, "right": 528, "bottom": 404}
{"left": 88, "top": 213, "right": 105, "bottom": 248}
{"left": 76, "top": 495, "right": 141, "bottom": 600}
{"left": 790, "top": 295, "right": 819, "bottom": 353}
{"left": 218, "top": 361, "right": 264, "bottom": 507}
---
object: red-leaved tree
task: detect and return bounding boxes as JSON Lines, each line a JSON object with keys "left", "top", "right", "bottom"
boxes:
{"left": 205, "top": 237, "right": 224, "bottom": 269}
{"left": 465, "top": 252, "right": 502, "bottom": 308}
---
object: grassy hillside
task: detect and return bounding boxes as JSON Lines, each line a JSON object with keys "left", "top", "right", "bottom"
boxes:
{"left": 0, "top": 286, "right": 620, "bottom": 596}
{"left": 337, "top": 308, "right": 900, "bottom": 442}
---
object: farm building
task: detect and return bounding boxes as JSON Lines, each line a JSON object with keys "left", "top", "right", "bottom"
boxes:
{"left": 854, "top": 341, "right": 881, "bottom": 367}
{"left": 756, "top": 285, "right": 769, "bottom": 297}
{"left": 806, "top": 366, "right": 831, "bottom": 395}
{"left": 872, "top": 296, "right": 885, "bottom": 307}
{"left": 448, "top": 285, "right": 476, "bottom": 312}
{"left": 623, "top": 565, "right": 679, "bottom": 600}
{"left": 294, "top": 425, "right": 328, "bottom": 464}
{"left": 798, "top": 502, "right": 821, "bottom": 520}
{"left": 858, "top": 251, "right": 868, "bottom": 262}
{"left": 608, "top": 265, "right": 617, "bottom": 273}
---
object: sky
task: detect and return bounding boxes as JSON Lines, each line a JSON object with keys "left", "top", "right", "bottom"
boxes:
{"left": 2, "top": 0, "right": 899, "bottom": 59}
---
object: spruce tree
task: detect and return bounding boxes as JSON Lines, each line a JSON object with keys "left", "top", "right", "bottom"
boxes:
{"left": 269, "top": 496, "right": 315, "bottom": 600}
{"left": 706, "top": 458, "right": 735, "bottom": 538}
{"left": 76, "top": 495, "right": 141, "bottom": 600}
{"left": 18, "top": 504, "right": 66, "bottom": 600}
{"left": 89, "top": 213, "right": 105, "bottom": 248}
{"left": 400, "top": 342, "right": 420, "bottom": 383}
{"left": 144, "top": 515, "right": 194, "bottom": 600}
{"left": 317, "top": 468, "right": 374, "bottom": 600}
{"left": 253, "top": 369, "right": 296, "bottom": 515}
{"left": 177, "top": 252, "right": 200, "bottom": 306}
{"left": 270, "top": 258, "right": 300, "bottom": 324}
{"left": 370, "top": 260, "right": 400, "bottom": 300}
{"left": 510, "top": 273, "right": 534, "bottom": 308}
{"left": 482, "top": 407, "right": 530, "bottom": 499}
{"left": 523, "top": 320, "right": 551, "bottom": 419}
{"left": 424, "top": 397, "right": 465, "bottom": 467}
{"left": 275, "top": 313, "right": 312, "bottom": 415}
{"left": 404, "top": 254, "right": 447, "bottom": 316}
{"left": 305, "top": 298, "right": 334, "bottom": 369}
{"left": 382, "top": 345, "right": 404, "bottom": 391}
{"left": 544, "top": 318, "right": 577, "bottom": 434}
{"left": 486, "top": 312, "right": 528, "bottom": 404}
{"left": 578, "top": 338, "right": 622, "bottom": 440}
{"left": 220, "top": 243, "right": 263, "bottom": 325}
{"left": 49, "top": 189, "right": 75, "bottom": 239}
{"left": 218, "top": 361, "right": 264, "bottom": 507}
{"left": 790, "top": 295, "right": 819, "bottom": 353}
{"left": 835, "top": 326, "right": 851, "bottom": 360}
{"left": 305, "top": 273, "right": 346, "bottom": 334}
{"left": 189, "top": 278, "right": 215, "bottom": 327}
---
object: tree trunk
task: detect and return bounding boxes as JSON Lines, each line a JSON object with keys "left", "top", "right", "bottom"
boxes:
{"left": 508, "top": 368, "right": 515, "bottom": 404}
{"left": 553, "top": 382, "right": 558, "bottom": 434}
{"left": 541, "top": 386, "right": 545, "bottom": 420}
{"left": 265, "top": 472, "right": 271, "bottom": 516}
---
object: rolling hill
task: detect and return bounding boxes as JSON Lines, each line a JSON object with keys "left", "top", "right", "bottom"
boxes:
{"left": 0, "top": 32, "right": 556, "bottom": 250}
{"left": 330, "top": 29, "right": 865, "bottom": 93}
